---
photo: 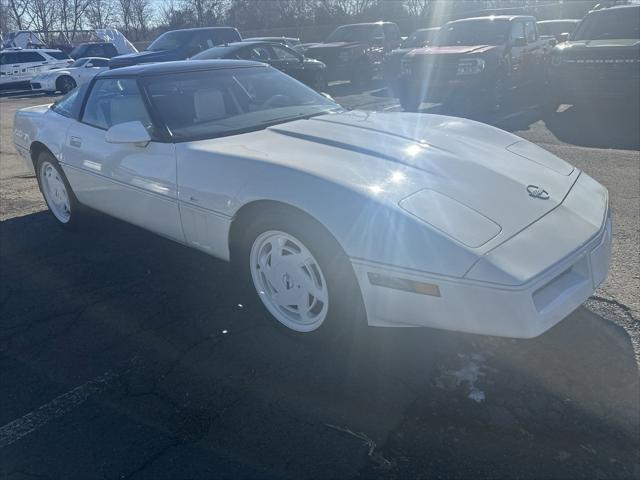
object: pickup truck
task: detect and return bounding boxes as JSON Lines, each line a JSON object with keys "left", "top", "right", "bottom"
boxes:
{"left": 397, "top": 15, "right": 552, "bottom": 112}
{"left": 305, "top": 22, "right": 402, "bottom": 86}
{"left": 109, "top": 27, "right": 241, "bottom": 69}
{"left": 546, "top": 4, "right": 640, "bottom": 110}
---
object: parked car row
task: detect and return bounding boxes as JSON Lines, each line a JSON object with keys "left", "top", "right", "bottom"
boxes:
{"left": 3, "top": 3, "right": 639, "bottom": 106}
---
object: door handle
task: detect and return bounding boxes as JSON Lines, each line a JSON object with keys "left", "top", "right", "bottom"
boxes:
{"left": 70, "top": 136, "right": 82, "bottom": 148}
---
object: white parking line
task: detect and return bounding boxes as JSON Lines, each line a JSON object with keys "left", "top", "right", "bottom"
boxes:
{"left": 493, "top": 104, "right": 540, "bottom": 125}
{"left": 0, "top": 370, "right": 118, "bottom": 448}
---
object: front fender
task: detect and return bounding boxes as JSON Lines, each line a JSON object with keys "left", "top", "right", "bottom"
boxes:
{"left": 233, "top": 164, "right": 479, "bottom": 278}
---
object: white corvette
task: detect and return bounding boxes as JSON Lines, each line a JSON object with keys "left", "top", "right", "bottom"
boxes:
{"left": 13, "top": 60, "right": 611, "bottom": 339}
{"left": 29, "top": 57, "right": 109, "bottom": 94}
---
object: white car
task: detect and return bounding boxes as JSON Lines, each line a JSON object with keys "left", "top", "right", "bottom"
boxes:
{"left": 1, "top": 48, "right": 73, "bottom": 87}
{"left": 13, "top": 60, "right": 611, "bottom": 339}
{"left": 30, "top": 57, "right": 110, "bottom": 94}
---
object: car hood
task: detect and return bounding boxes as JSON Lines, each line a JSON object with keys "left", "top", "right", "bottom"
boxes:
{"left": 194, "top": 111, "right": 578, "bottom": 247}
{"left": 110, "top": 49, "right": 179, "bottom": 64}
{"left": 556, "top": 38, "right": 640, "bottom": 57}
{"left": 408, "top": 44, "right": 498, "bottom": 57}
{"left": 307, "top": 42, "right": 364, "bottom": 51}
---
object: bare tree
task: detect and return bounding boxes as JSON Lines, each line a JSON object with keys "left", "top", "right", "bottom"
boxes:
{"left": 59, "top": 0, "right": 93, "bottom": 40}
{"left": 86, "top": 0, "right": 117, "bottom": 29}
{"left": 6, "top": 0, "right": 30, "bottom": 30}
{"left": 404, "top": 0, "right": 431, "bottom": 17}
{"left": 131, "top": 0, "right": 153, "bottom": 39}
{"left": 118, "top": 0, "right": 134, "bottom": 37}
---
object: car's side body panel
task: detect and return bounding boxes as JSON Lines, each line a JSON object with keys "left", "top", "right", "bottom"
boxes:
{"left": 61, "top": 122, "right": 184, "bottom": 242}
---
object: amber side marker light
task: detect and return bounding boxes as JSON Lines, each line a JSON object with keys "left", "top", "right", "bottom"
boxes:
{"left": 367, "top": 272, "right": 441, "bottom": 297}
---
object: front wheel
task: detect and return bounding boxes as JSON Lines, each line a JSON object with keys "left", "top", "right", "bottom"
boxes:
{"left": 400, "top": 89, "right": 422, "bottom": 112}
{"left": 311, "top": 71, "right": 328, "bottom": 92}
{"left": 238, "top": 210, "right": 365, "bottom": 338}
{"left": 56, "top": 75, "right": 76, "bottom": 94}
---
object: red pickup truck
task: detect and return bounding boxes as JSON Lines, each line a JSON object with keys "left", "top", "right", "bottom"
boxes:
{"left": 397, "top": 15, "right": 553, "bottom": 113}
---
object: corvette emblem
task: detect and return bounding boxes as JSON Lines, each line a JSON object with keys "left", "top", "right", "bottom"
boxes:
{"left": 527, "top": 185, "right": 550, "bottom": 200}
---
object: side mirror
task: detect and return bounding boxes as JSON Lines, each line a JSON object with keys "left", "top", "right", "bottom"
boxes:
{"left": 105, "top": 121, "right": 151, "bottom": 147}
{"left": 557, "top": 32, "right": 570, "bottom": 43}
{"left": 512, "top": 37, "right": 527, "bottom": 47}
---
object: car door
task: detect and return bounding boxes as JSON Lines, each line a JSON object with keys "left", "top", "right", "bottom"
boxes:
{"left": 523, "top": 20, "right": 545, "bottom": 85}
{"left": 268, "top": 45, "right": 305, "bottom": 81}
{"left": 61, "top": 77, "right": 183, "bottom": 241}
{"left": 0, "top": 52, "right": 21, "bottom": 85}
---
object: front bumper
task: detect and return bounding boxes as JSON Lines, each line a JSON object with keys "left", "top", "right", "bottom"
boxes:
{"left": 399, "top": 72, "right": 494, "bottom": 101}
{"left": 351, "top": 174, "right": 611, "bottom": 339}
{"left": 549, "top": 66, "right": 640, "bottom": 102}
{"left": 30, "top": 78, "right": 55, "bottom": 92}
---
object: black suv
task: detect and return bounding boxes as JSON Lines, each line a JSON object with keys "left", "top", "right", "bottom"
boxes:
{"left": 109, "top": 27, "right": 242, "bottom": 69}
{"left": 547, "top": 4, "right": 640, "bottom": 108}
{"left": 305, "top": 22, "right": 402, "bottom": 86}
{"left": 70, "top": 42, "right": 119, "bottom": 59}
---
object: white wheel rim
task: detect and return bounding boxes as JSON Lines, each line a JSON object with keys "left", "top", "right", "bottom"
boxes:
{"left": 250, "top": 230, "right": 329, "bottom": 332}
{"left": 40, "top": 161, "right": 71, "bottom": 223}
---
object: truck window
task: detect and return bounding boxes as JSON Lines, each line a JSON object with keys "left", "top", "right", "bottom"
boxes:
{"left": 525, "top": 21, "right": 538, "bottom": 43}
{"left": 510, "top": 21, "right": 526, "bottom": 42}
{"left": 383, "top": 24, "right": 400, "bottom": 41}
{"left": 211, "top": 29, "right": 242, "bottom": 46}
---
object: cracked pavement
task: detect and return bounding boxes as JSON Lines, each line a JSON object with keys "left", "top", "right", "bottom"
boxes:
{"left": 0, "top": 86, "right": 638, "bottom": 479}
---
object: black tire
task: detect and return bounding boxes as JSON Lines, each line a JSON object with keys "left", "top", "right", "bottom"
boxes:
{"left": 311, "top": 71, "right": 328, "bottom": 92}
{"left": 350, "top": 60, "right": 372, "bottom": 88}
{"left": 487, "top": 73, "right": 509, "bottom": 112}
{"left": 56, "top": 75, "right": 76, "bottom": 94}
{"left": 35, "top": 150, "right": 84, "bottom": 229}
{"left": 400, "top": 89, "right": 422, "bottom": 112}
{"left": 235, "top": 208, "right": 365, "bottom": 341}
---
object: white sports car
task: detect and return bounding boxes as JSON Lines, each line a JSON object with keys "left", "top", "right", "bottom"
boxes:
{"left": 13, "top": 60, "right": 611, "bottom": 339}
{"left": 29, "top": 57, "right": 110, "bottom": 94}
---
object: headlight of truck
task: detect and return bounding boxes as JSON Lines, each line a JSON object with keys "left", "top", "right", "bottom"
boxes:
{"left": 401, "top": 58, "right": 412, "bottom": 75}
{"left": 338, "top": 50, "right": 351, "bottom": 62}
{"left": 456, "top": 58, "right": 485, "bottom": 75}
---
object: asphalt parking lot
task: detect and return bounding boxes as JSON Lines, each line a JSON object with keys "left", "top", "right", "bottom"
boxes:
{"left": 1, "top": 83, "right": 639, "bottom": 479}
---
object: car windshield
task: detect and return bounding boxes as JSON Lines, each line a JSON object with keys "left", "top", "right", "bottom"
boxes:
{"left": 435, "top": 19, "right": 510, "bottom": 46}
{"left": 147, "top": 30, "right": 193, "bottom": 51}
{"left": 537, "top": 22, "right": 577, "bottom": 36}
{"left": 191, "top": 47, "right": 232, "bottom": 60}
{"left": 70, "top": 58, "right": 88, "bottom": 68}
{"left": 326, "top": 25, "right": 377, "bottom": 43}
{"left": 403, "top": 29, "right": 438, "bottom": 48}
{"left": 143, "top": 66, "right": 341, "bottom": 140}
{"left": 572, "top": 9, "right": 640, "bottom": 40}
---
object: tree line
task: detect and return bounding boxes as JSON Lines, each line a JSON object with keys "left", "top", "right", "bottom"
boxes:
{"left": 1, "top": 0, "right": 595, "bottom": 43}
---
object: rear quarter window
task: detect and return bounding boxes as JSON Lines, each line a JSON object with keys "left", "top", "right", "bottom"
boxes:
{"left": 212, "top": 29, "right": 242, "bottom": 45}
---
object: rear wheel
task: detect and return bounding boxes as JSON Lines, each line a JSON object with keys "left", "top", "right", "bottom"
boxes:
{"left": 400, "top": 89, "right": 422, "bottom": 112}
{"left": 238, "top": 209, "right": 365, "bottom": 339}
{"left": 56, "top": 75, "right": 76, "bottom": 94}
{"left": 35, "top": 151, "right": 83, "bottom": 228}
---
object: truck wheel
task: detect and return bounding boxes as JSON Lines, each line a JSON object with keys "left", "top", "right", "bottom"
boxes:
{"left": 350, "top": 61, "right": 372, "bottom": 88}
{"left": 311, "top": 71, "right": 328, "bottom": 92}
{"left": 400, "top": 90, "right": 422, "bottom": 112}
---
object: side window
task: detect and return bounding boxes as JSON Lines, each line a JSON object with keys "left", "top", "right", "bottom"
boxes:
{"left": 271, "top": 45, "right": 300, "bottom": 62}
{"left": 525, "top": 21, "right": 537, "bottom": 42}
{"left": 106, "top": 44, "right": 118, "bottom": 57}
{"left": 510, "top": 21, "right": 526, "bottom": 42}
{"left": 87, "top": 45, "right": 103, "bottom": 57}
{"left": 18, "top": 52, "right": 46, "bottom": 63}
{"left": 82, "top": 78, "right": 152, "bottom": 131}
{"left": 51, "top": 88, "right": 81, "bottom": 118}
{"left": 371, "top": 25, "right": 384, "bottom": 40}
{"left": 240, "top": 46, "right": 271, "bottom": 61}
{"left": 90, "top": 59, "right": 109, "bottom": 67}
